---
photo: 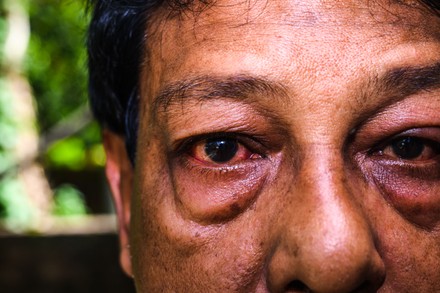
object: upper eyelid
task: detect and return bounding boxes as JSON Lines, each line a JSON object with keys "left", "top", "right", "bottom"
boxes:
{"left": 175, "top": 133, "right": 239, "bottom": 149}
{"left": 175, "top": 131, "right": 269, "bottom": 148}
{"left": 355, "top": 127, "right": 438, "bottom": 154}
{"left": 346, "top": 85, "right": 440, "bottom": 149}
{"left": 175, "top": 133, "right": 269, "bottom": 157}
{"left": 175, "top": 133, "right": 240, "bottom": 154}
{"left": 369, "top": 130, "right": 440, "bottom": 153}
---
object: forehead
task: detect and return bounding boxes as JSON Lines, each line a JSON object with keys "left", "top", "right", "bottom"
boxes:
{"left": 143, "top": 0, "right": 440, "bottom": 94}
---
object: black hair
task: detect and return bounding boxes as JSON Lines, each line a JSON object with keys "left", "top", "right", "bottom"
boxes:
{"left": 87, "top": 0, "right": 210, "bottom": 164}
{"left": 87, "top": 0, "right": 440, "bottom": 164}
{"left": 87, "top": 1, "right": 164, "bottom": 163}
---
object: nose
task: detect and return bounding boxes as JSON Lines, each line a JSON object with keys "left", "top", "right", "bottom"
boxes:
{"left": 267, "top": 157, "right": 385, "bottom": 293}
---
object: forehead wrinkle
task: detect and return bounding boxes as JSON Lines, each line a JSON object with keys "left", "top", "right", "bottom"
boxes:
{"left": 143, "top": 0, "right": 440, "bottom": 122}
{"left": 162, "top": 0, "right": 438, "bottom": 30}
{"left": 149, "top": 0, "right": 440, "bottom": 67}
{"left": 152, "top": 74, "right": 289, "bottom": 115}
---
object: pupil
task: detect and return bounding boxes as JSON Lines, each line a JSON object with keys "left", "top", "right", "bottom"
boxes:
{"left": 204, "top": 138, "right": 238, "bottom": 163}
{"left": 391, "top": 137, "right": 424, "bottom": 159}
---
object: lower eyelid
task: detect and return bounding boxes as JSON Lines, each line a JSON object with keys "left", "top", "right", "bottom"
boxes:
{"left": 182, "top": 152, "right": 264, "bottom": 171}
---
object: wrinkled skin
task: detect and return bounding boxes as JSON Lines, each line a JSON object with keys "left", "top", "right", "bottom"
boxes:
{"left": 104, "top": 0, "right": 440, "bottom": 292}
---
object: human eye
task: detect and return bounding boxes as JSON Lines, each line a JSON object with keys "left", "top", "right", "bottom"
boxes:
{"left": 361, "top": 127, "right": 440, "bottom": 228}
{"left": 170, "top": 132, "right": 276, "bottom": 222}
{"left": 182, "top": 134, "right": 263, "bottom": 166}
{"left": 373, "top": 131, "right": 440, "bottom": 164}
{"left": 163, "top": 99, "right": 286, "bottom": 222}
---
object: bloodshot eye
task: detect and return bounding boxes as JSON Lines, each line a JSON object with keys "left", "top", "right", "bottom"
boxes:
{"left": 187, "top": 136, "right": 262, "bottom": 165}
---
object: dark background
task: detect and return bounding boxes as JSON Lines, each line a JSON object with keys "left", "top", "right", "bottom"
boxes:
{"left": 0, "top": 234, "right": 136, "bottom": 293}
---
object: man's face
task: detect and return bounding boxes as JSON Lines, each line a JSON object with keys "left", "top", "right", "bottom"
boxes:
{"left": 106, "top": 0, "right": 440, "bottom": 291}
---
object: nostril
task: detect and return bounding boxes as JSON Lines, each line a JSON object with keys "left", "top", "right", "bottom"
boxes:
{"left": 285, "top": 280, "right": 310, "bottom": 292}
{"left": 353, "top": 280, "right": 374, "bottom": 292}
{"left": 356, "top": 281, "right": 368, "bottom": 290}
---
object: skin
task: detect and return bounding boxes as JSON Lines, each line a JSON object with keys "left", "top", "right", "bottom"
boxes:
{"left": 104, "top": 0, "right": 440, "bottom": 292}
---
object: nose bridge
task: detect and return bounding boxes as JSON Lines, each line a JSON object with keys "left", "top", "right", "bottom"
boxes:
{"left": 267, "top": 149, "right": 385, "bottom": 292}
{"left": 298, "top": 152, "right": 370, "bottom": 253}
{"left": 300, "top": 163, "right": 371, "bottom": 266}
{"left": 300, "top": 155, "right": 370, "bottom": 262}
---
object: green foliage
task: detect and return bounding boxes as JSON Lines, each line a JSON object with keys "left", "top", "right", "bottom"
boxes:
{"left": 0, "top": 79, "right": 18, "bottom": 173}
{"left": 0, "top": 0, "right": 97, "bottom": 233}
{"left": 53, "top": 184, "right": 87, "bottom": 216}
{"left": 25, "top": 0, "right": 89, "bottom": 132}
{"left": 0, "top": 0, "right": 32, "bottom": 232}
{"left": 0, "top": 174, "right": 36, "bottom": 231}
{"left": 45, "top": 122, "right": 105, "bottom": 170}
{"left": 26, "top": 0, "right": 104, "bottom": 169}
{"left": 46, "top": 137, "right": 87, "bottom": 170}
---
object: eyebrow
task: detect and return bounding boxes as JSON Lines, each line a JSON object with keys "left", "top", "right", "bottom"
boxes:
{"left": 153, "top": 75, "right": 288, "bottom": 113}
{"left": 381, "top": 62, "right": 440, "bottom": 97}
{"left": 153, "top": 62, "right": 440, "bottom": 114}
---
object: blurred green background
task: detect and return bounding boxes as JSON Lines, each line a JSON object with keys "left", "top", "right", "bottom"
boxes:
{"left": 0, "top": 0, "right": 112, "bottom": 235}
{"left": 0, "top": 2, "right": 136, "bottom": 292}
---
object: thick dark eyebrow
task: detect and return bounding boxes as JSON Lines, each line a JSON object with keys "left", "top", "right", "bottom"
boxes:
{"left": 153, "top": 75, "right": 288, "bottom": 113}
{"left": 381, "top": 62, "right": 440, "bottom": 97}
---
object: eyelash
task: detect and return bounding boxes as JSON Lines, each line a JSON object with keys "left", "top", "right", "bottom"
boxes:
{"left": 360, "top": 128, "right": 440, "bottom": 182}
{"left": 369, "top": 134, "right": 440, "bottom": 160}
{"left": 174, "top": 128, "right": 440, "bottom": 182}
{"left": 174, "top": 132, "right": 267, "bottom": 163}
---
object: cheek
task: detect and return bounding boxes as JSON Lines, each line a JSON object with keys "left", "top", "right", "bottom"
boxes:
{"left": 371, "top": 212, "right": 440, "bottom": 292}
{"left": 132, "top": 163, "right": 270, "bottom": 291}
